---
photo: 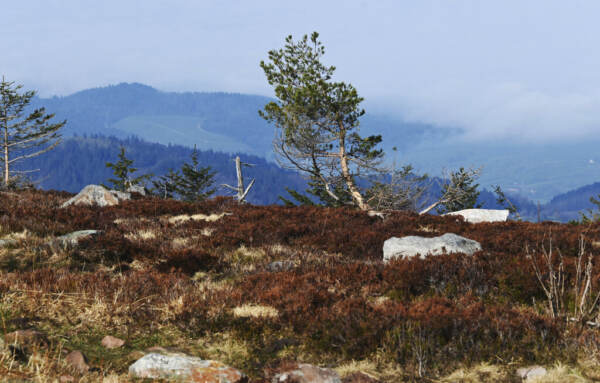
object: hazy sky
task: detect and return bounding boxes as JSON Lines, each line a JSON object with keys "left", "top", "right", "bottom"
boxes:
{"left": 3, "top": 0, "right": 600, "bottom": 141}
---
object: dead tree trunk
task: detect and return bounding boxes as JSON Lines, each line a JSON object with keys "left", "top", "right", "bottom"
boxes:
{"left": 222, "top": 156, "right": 255, "bottom": 203}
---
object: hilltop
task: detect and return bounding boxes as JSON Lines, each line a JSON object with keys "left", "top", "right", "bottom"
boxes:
{"left": 1, "top": 190, "right": 600, "bottom": 381}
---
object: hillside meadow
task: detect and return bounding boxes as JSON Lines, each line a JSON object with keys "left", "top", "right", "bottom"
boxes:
{"left": 1, "top": 190, "right": 600, "bottom": 381}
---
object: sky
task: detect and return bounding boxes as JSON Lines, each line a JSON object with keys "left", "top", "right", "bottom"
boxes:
{"left": 3, "top": 0, "right": 600, "bottom": 142}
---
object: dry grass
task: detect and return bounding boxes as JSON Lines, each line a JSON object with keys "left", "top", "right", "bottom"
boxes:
{"left": 368, "top": 296, "right": 391, "bottom": 308}
{"left": 124, "top": 229, "right": 157, "bottom": 241}
{"left": 232, "top": 304, "right": 279, "bottom": 319}
{"left": 5, "top": 230, "right": 32, "bottom": 240}
{"left": 530, "top": 363, "right": 588, "bottom": 383}
{"left": 165, "top": 212, "right": 231, "bottom": 225}
{"left": 113, "top": 217, "right": 150, "bottom": 226}
{"left": 195, "top": 332, "right": 250, "bottom": 367}
{"left": 417, "top": 225, "right": 437, "bottom": 233}
{"left": 441, "top": 363, "right": 508, "bottom": 383}
{"left": 578, "top": 358, "right": 600, "bottom": 381}
{"left": 224, "top": 245, "right": 267, "bottom": 273}
{"left": 171, "top": 237, "right": 190, "bottom": 249}
{"left": 335, "top": 359, "right": 381, "bottom": 379}
{"left": 201, "top": 228, "right": 214, "bottom": 236}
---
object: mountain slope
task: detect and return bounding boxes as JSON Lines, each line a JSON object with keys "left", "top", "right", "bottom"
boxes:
{"left": 30, "top": 82, "right": 600, "bottom": 203}
{"left": 31, "top": 83, "right": 448, "bottom": 158}
{"left": 17, "top": 135, "right": 306, "bottom": 205}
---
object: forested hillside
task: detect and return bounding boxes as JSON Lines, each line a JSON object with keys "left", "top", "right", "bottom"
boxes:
{"left": 30, "top": 83, "right": 600, "bottom": 203}
{"left": 12, "top": 131, "right": 600, "bottom": 221}
{"left": 16, "top": 135, "right": 306, "bottom": 205}
{"left": 31, "top": 83, "right": 445, "bottom": 158}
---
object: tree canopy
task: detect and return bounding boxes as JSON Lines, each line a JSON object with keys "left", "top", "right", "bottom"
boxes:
{"left": 0, "top": 77, "right": 64, "bottom": 187}
{"left": 260, "top": 32, "right": 384, "bottom": 210}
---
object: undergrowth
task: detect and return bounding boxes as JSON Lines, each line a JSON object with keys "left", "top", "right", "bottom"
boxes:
{"left": 0, "top": 190, "right": 599, "bottom": 381}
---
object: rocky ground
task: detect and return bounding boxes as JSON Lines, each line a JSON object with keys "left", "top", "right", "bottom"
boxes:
{"left": 1, "top": 189, "right": 600, "bottom": 382}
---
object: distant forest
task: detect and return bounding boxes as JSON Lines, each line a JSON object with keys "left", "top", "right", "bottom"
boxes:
{"left": 16, "top": 134, "right": 597, "bottom": 222}
{"left": 16, "top": 135, "right": 307, "bottom": 206}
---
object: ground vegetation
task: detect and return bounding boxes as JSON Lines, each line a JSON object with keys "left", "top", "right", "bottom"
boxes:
{"left": 0, "top": 190, "right": 599, "bottom": 381}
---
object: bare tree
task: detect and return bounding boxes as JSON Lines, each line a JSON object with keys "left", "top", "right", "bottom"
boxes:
{"left": 0, "top": 77, "right": 64, "bottom": 187}
{"left": 366, "top": 165, "right": 428, "bottom": 212}
{"left": 527, "top": 233, "right": 600, "bottom": 326}
{"left": 222, "top": 156, "right": 255, "bottom": 203}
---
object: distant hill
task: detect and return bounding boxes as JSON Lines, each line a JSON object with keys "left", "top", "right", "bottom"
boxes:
{"left": 539, "top": 182, "right": 600, "bottom": 222}
{"left": 32, "top": 83, "right": 446, "bottom": 159}
{"left": 15, "top": 134, "right": 600, "bottom": 222}
{"left": 29, "top": 82, "right": 600, "bottom": 203}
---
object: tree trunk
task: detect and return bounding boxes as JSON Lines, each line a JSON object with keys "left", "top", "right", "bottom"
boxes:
{"left": 235, "top": 156, "right": 244, "bottom": 200}
{"left": 3, "top": 119, "right": 8, "bottom": 186}
{"left": 222, "top": 156, "right": 255, "bottom": 203}
{"left": 338, "top": 128, "right": 369, "bottom": 211}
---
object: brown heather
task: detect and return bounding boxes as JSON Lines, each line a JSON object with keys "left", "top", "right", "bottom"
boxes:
{"left": 0, "top": 190, "right": 600, "bottom": 381}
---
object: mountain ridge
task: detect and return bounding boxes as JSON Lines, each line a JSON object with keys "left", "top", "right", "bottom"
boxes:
{"left": 28, "top": 82, "right": 600, "bottom": 204}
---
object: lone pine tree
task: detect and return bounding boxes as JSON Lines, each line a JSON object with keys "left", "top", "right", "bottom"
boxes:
{"left": 260, "top": 32, "right": 383, "bottom": 211}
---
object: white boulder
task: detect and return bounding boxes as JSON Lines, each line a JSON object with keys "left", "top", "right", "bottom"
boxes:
{"left": 126, "top": 184, "right": 146, "bottom": 196}
{"left": 516, "top": 365, "right": 547, "bottom": 381}
{"left": 383, "top": 233, "right": 482, "bottom": 262}
{"left": 273, "top": 363, "right": 341, "bottom": 383}
{"left": 61, "top": 185, "right": 130, "bottom": 208}
{"left": 444, "top": 209, "right": 509, "bottom": 223}
{"left": 129, "top": 353, "right": 246, "bottom": 382}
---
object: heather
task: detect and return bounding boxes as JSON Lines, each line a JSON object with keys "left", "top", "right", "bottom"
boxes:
{"left": 1, "top": 190, "right": 600, "bottom": 381}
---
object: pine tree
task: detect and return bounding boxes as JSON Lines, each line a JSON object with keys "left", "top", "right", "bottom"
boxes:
{"left": 174, "top": 146, "right": 216, "bottom": 202}
{"left": 260, "top": 32, "right": 384, "bottom": 210}
{"left": 436, "top": 167, "right": 481, "bottom": 214}
{"left": 151, "top": 168, "right": 181, "bottom": 199}
{"left": 279, "top": 176, "right": 352, "bottom": 207}
{"left": 0, "top": 77, "right": 64, "bottom": 187}
{"left": 104, "top": 146, "right": 151, "bottom": 191}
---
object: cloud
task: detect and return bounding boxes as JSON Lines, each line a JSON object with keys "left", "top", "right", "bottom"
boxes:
{"left": 3, "top": 0, "right": 600, "bottom": 142}
{"left": 385, "top": 82, "right": 600, "bottom": 142}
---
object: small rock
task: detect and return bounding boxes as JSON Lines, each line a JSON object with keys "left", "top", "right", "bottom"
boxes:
{"left": 101, "top": 335, "right": 125, "bottom": 349}
{"left": 53, "top": 230, "right": 100, "bottom": 248}
{"left": 266, "top": 261, "right": 296, "bottom": 272}
{"left": 61, "top": 184, "right": 131, "bottom": 208}
{"left": 383, "top": 233, "right": 482, "bottom": 262}
{"left": 342, "top": 372, "right": 380, "bottom": 383}
{"left": 129, "top": 353, "right": 246, "bottom": 382}
{"left": 367, "top": 210, "right": 385, "bottom": 219}
{"left": 273, "top": 364, "right": 341, "bottom": 383}
{"left": 445, "top": 208, "right": 510, "bottom": 223}
{"left": 516, "top": 365, "right": 547, "bottom": 381}
{"left": 65, "top": 350, "right": 89, "bottom": 374}
{"left": 59, "top": 375, "right": 75, "bottom": 383}
{"left": 126, "top": 184, "right": 147, "bottom": 196}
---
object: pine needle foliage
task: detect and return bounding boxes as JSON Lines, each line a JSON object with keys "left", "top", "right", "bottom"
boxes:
{"left": 0, "top": 77, "right": 64, "bottom": 187}
{"left": 104, "top": 146, "right": 152, "bottom": 191}
{"left": 151, "top": 146, "right": 216, "bottom": 202}
{"left": 152, "top": 168, "right": 181, "bottom": 199}
{"left": 176, "top": 146, "right": 216, "bottom": 202}
{"left": 436, "top": 167, "right": 481, "bottom": 214}
{"left": 259, "top": 32, "right": 384, "bottom": 210}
